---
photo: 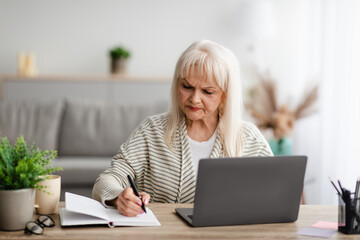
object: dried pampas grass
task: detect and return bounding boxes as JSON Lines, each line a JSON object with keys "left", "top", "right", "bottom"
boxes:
{"left": 248, "top": 75, "right": 318, "bottom": 140}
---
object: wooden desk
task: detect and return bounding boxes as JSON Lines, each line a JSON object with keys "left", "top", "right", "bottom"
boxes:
{"left": 0, "top": 203, "right": 352, "bottom": 239}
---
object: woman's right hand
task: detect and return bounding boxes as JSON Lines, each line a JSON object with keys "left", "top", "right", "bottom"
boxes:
{"left": 108, "top": 187, "right": 150, "bottom": 217}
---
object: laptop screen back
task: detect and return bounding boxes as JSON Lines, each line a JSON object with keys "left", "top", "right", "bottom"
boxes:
{"left": 191, "top": 156, "right": 307, "bottom": 227}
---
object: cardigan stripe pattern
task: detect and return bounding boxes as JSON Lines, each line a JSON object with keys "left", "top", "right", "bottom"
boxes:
{"left": 92, "top": 113, "right": 273, "bottom": 205}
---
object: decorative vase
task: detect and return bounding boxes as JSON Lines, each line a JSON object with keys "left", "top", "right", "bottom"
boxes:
{"left": 111, "top": 57, "right": 127, "bottom": 75}
{"left": 269, "top": 137, "right": 293, "bottom": 156}
{"left": 17, "top": 52, "right": 38, "bottom": 77}
{"left": 35, "top": 175, "right": 61, "bottom": 214}
{"left": 0, "top": 188, "right": 35, "bottom": 231}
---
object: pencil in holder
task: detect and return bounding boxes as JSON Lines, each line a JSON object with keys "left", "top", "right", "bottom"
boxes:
{"left": 338, "top": 193, "right": 360, "bottom": 234}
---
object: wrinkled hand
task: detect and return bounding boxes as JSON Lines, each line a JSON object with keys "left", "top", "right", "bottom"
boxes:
{"left": 110, "top": 187, "right": 151, "bottom": 217}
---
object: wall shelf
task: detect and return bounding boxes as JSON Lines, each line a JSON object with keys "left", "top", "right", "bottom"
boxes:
{"left": 0, "top": 75, "right": 172, "bottom": 102}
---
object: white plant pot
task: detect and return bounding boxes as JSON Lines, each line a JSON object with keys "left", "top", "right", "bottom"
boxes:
{"left": 0, "top": 188, "right": 35, "bottom": 231}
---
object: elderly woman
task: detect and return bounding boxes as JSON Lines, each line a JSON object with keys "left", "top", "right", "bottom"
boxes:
{"left": 92, "top": 40, "right": 273, "bottom": 216}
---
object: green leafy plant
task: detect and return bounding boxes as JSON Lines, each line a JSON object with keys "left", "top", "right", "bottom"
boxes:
{"left": 0, "top": 135, "right": 62, "bottom": 190}
{"left": 109, "top": 46, "right": 131, "bottom": 59}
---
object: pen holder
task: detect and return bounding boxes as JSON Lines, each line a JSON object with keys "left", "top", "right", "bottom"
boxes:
{"left": 338, "top": 193, "right": 360, "bottom": 234}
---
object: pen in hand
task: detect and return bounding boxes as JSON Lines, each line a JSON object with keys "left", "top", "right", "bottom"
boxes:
{"left": 127, "top": 175, "right": 147, "bottom": 214}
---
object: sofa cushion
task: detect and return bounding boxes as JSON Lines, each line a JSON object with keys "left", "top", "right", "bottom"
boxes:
{"left": 58, "top": 98, "right": 168, "bottom": 156}
{"left": 0, "top": 99, "right": 64, "bottom": 150}
{"left": 53, "top": 157, "right": 110, "bottom": 185}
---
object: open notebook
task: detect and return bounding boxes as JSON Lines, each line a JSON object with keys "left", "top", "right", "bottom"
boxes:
{"left": 59, "top": 192, "right": 161, "bottom": 227}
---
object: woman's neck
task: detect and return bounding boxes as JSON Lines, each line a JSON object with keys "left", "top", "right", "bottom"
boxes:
{"left": 186, "top": 117, "right": 218, "bottom": 142}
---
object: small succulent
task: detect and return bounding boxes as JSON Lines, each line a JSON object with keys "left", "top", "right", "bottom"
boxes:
{"left": 109, "top": 46, "right": 131, "bottom": 59}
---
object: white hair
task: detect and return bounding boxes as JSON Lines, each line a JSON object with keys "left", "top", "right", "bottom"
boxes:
{"left": 164, "top": 40, "right": 244, "bottom": 157}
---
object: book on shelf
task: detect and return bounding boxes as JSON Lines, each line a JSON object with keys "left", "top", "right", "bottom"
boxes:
{"left": 59, "top": 192, "right": 161, "bottom": 227}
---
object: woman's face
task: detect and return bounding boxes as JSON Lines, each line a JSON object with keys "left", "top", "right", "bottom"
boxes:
{"left": 178, "top": 68, "right": 224, "bottom": 122}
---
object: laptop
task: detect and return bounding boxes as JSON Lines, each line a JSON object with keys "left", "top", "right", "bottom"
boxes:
{"left": 176, "top": 155, "right": 307, "bottom": 227}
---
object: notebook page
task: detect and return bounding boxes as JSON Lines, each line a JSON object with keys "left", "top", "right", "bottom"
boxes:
{"left": 60, "top": 208, "right": 108, "bottom": 226}
{"left": 65, "top": 192, "right": 110, "bottom": 221}
{"left": 106, "top": 208, "right": 161, "bottom": 226}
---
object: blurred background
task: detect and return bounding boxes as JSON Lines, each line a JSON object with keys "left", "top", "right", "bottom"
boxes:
{"left": 1, "top": 0, "right": 359, "bottom": 204}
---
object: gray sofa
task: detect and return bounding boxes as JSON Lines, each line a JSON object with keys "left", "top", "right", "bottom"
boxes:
{"left": 0, "top": 98, "right": 168, "bottom": 200}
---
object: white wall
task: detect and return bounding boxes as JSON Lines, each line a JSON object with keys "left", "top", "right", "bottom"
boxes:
{"left": 0, "top": 0, "right": 241, "bottom": 77}
{"left": 0, "top": 1, "right": 320, "bottom": 84}
{"left": 0, "top": 0, "right": 325, "bottom": 203}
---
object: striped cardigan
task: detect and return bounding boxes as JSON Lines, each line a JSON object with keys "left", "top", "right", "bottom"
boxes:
{"left": 92, "top": 113, "right": 273, "bottom": 206}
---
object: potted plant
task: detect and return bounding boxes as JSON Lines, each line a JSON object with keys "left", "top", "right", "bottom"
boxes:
{"left": 0, "top": 135, "right": 61, "bottom": 231}
{"left": 109, "top": 46, "right": 131, "bottom": 75}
